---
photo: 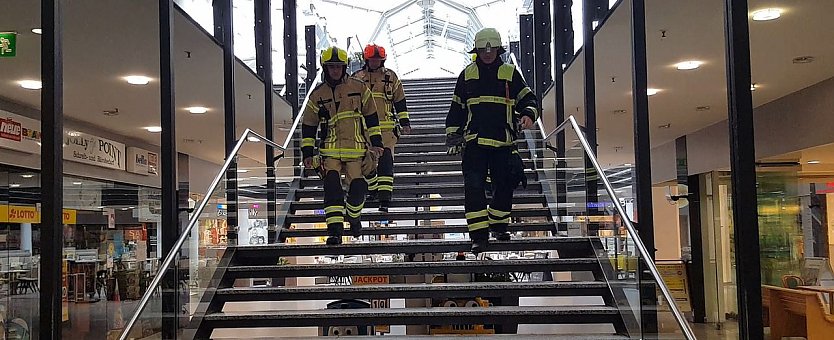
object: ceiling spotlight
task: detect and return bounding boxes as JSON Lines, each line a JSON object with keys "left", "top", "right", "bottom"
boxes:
{"left": 9, "top": 184, "right": 21, "bottom": 188}
{"left": 144, "top": 126, "right": 162, "bottom": 133}
{"left": 247, "top": 136, "right": 261, "bottom": 142}
{"left": 187, "top": 106, "right": 208, "bottom": 114}
{"left": 624, "top": 163, "right": 633, "bottom": 167}
{"left": 658, "top": 123, "right": 671, "bottom": 129}
{"left": 696, "top": 106, "right": 711, "bottom": 111}
{"left": 647, "top": 88, "right": 660, "bottom": 96}
{"left": 237, "top": 169, "right": 249, "bottom": 173}
{"left": 31, "top": 28, "right": 42, "bottom": 35}
{"left": 792, "top": 56, "right": 815, "bottom": 64}
{"left": 18, "top": 80, "right": 42, "bottom": 90}
{"left": 752, "top": 8, "right": 782, "bottom": 21}
{"left": 807, "top": 160, "right": 821, "bottom": 164}
{"left": 612, "top": 109, "right": 627, "bottom": 114}
{"left": 72, "top": 182, "right": 83, "bottom": 185}
{"left": 124, "top": 75, "right": 151, "bottom": 85}
{"left": 675, "top": 61, "right": 702, "bottom": 70}
{"left": 21, "top": 174, "right": 34, "bottom": 178}
{"left": 751, "top": 83, "right": 758, "bottom": 91}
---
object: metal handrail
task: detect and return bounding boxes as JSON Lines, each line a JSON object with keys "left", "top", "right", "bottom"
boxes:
{"left": 545, "top": 115, "right": 697, "bottom": 340}
{"left": 281, "top": 66, "right": 323, "bottom": 150}
{"left": 507, "top": 52, "right": 547, "bottom": 137}
{"left": 118, "top": 129, "right": 279, "bottom": 340}
{"left": 120, "top": 67, "right": 323, "bottom": 340}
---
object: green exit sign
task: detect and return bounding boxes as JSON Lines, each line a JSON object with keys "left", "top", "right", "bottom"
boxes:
{"left": 0, "top": 32, "right": 17, "bottom": 58}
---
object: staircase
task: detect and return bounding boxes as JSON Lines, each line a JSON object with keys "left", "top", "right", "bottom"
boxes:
{"left": 184, "top": 77, "right": 641, "bottom": 339}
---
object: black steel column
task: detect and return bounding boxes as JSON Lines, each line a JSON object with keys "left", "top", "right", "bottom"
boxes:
{"left": 582, "top": 0, "right": 598, "bottom": 234}
{"left": 159, "top": 0, "right": 179, "bottom": 337}
{"left": 519, "top": 14, "right": 535, "bottom": 89}
{"left": 304, "top": 25, "right": 317, "bottom": 90}
{"left": 283, "top": 0, "right": 299, "bottom": 113}
{"left": 255, "top": 0, "right": 277, "bottom": 242}
{"left": 687, "top": 174, "right": 707, "bottom": 323}
{"left": 724, "top": 0, "right": 763, "bottom": 338}
{"left": 630, "top": 0, "right": 657, "bottom": 333}
{"left": 39, "top": 0, "right": 63, "bottom": 336}
{"left": 532, "top": 0, "right": 552, "bottom": 101}
{"left": 216, "top": 0, "right": 238, "bottom": 242}
{"left": 553, "top": 0, "right": 569, "bottom": 234}
{"left": 284, "top": 0, "right": 300, "bottom": 177}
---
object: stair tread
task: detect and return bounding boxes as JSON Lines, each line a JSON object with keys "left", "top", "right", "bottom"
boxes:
{"left": 279, "top": 222, "right": 556, "bottom": 237}
{"left": 228, "top": 259, "right": 598, "bottom": 272}
{"left": 288, "top": 194, "right": 546, "bottom": 206}
{"left": 216, "top": 281, "right": 609, "bottom": 296}
{"left": 266, "top": 336, "right": 628, "bottom": 340}
{"left": 206, "top": 305, "right": 620, "bottom": 320}
{"left": 232, "top": 238, "right": 591, "bottom": 256}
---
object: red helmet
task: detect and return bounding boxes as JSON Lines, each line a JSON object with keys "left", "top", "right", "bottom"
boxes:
{"left": 363, "top": 44, "right": 387, "bottom": 60}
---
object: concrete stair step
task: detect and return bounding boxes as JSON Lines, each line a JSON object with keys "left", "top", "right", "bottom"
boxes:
{"left": 284, "top": 207, "right": 553, "bottom": 224}
{"left": 279, "top": 221, "right": 556, "bottom": 238}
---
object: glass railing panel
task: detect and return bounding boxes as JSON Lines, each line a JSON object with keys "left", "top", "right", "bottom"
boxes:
{"left": 542, "top": 116, "right": 696, "bottom": 339}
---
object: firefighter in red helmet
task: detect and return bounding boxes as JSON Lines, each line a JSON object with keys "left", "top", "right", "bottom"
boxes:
{"left": 351, "top": 44, "right": 411, "bottom": 212}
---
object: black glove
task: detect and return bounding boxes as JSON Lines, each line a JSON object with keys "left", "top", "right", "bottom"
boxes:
{"left": 446, "top": 133, "right": 464, "bottom": 155}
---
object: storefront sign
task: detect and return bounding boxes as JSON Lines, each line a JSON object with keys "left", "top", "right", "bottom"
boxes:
{"left": 352, "top": 275, "right": 390, "bottom": 333}
{"left": 126, "top": 147, "right": 159, "bottom": 176}
{"left": 656, "top": 261, "right": 692, "bottom": 312}
{"left": 64, "top": 131, "right": 126, "bottom": 170}
{"left": 0, "top": 32, "right": 16, "bottom": 57}
{"left": 0, "top": 111, "right": 41, "bottom": 154}
{"left": 0, "top": 205, "right": 77, "bottom": 224}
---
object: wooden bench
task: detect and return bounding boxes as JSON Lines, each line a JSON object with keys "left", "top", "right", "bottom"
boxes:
{"left": 763, "top": 285, "right": 834, "bottom": 340}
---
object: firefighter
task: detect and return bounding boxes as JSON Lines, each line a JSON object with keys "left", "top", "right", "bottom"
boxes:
{"left": 301, "top": 46, "right": 385, "bottom": 245}
{"left": 352, "top": 44, "right": 411, "bottom": 212}
{"left": 445, "top": 28, "right": 539, "bottom": 254}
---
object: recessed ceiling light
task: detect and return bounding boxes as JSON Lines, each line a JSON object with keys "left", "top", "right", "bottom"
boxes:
{"left": 186, "top": 106, "right": 208, "bottom": 114}
{"left": 144, "top": 126, "right": 162, "bottom": 133}
{"left": 31, "top": 28, "right": 42, "bottom": 35}
{"left": 612, "top": 109, "right": 627, "bottom": 114}
{"left": 675, "top": 61, "right": 702, "bottom": 70}
{"left": 9, "top": 184, "right": 20, "bottom": 188}
{"left": 124, "top": 75, "right": 152, "bottom": 85}
{"left": 624, "top": 163, "right": 633, "bottom": 167}
{"left": 18, "top": 80, "right": 42, "bottom": 90}
{"left": 72, "top": 182, "right": 83, "bottom": 185}
{"left": 21, "top": 174, "right": 34, "bottom": 178}
{"left": 658, "top": 123, "right": 671, "bottom": 129}
{"left": 247, "top": 136, "right": 261, "bottom": 142}
{"left": 752, "top": 8, "right": 782, "bottom": 21}
{"left": 647, "top": 88, "right": 660, "bottom": 96}
{"left": 67, "top": 131, "right": 81, "bottom": 137}
{"left": 237, "top": 169, "right": 249, "bottom": 173}
{"left": 808, "top": 160, "right": 821, "bottom": 164}
{"left": 696, "top": 106, "right": 711, "bottom": 111}
{"left": 792, "top": 56, "right": 815, "bottom": 64}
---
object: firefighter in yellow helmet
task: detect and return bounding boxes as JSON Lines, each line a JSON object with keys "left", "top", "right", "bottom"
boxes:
{"left": 351, "top": 44, "right": 410, "bottom": 212}
{"left": 446, "top": 28, "right": 539, "bottom": 253}
{"left": 301, "top": 46, "right": 385, "bottom": 245}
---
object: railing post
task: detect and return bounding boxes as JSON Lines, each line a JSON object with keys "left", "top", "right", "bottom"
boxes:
{"left": 215, "top": 0, "right": 239, "bottom": 244}
{"left": 255, "top": 0, "right": 277, "bottom": 243}
{"left": 553, "top": 0, "right": 570, "bottom": 234}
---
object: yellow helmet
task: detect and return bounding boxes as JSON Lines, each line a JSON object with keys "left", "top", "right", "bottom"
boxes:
{"left": 320, "top": 46, "right": 348, "bottom": 66}
{"left": 469, "top": 28, "right": 505, "bottom": 54}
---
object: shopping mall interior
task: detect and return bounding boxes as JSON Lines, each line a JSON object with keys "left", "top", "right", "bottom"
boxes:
{"left": 0, "top": 0, "right": 833, "bottom": 339}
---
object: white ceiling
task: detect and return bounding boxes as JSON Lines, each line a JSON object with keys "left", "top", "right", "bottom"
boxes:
{"left": 545, "top": 0, "right": 834, "bottom": 169}
{"left": 0, "top": 0, "right": 293, "bottom": 167}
